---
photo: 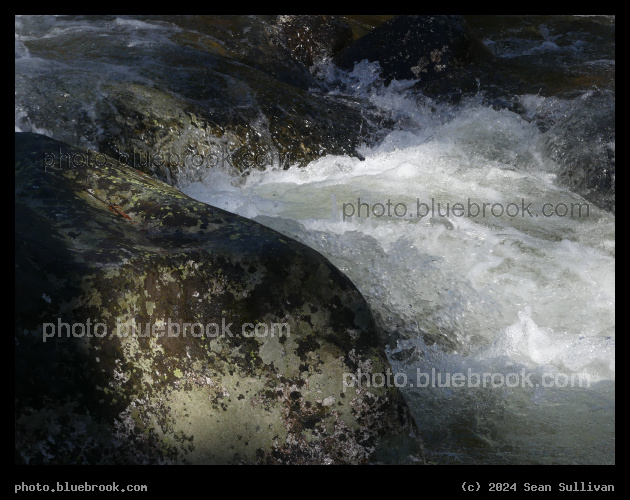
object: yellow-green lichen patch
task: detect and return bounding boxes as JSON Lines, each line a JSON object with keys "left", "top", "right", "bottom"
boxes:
{"left": 145, "top": 301, "right": 156, "bottom": 317}
{"left": 258, "top": 333, "right": 301, "bottom": 378}
{"left": 160, "top": 375, "right": 288, "bottom": 464}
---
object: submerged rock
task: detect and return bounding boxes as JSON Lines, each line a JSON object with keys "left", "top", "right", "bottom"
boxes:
{"left": 463, "top": 15, "right": 616, "bottom": 98}
{"left": 15, "top": 132, "right": 423, "bottom": 464}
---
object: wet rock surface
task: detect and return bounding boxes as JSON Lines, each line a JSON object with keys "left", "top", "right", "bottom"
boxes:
{"left": 335, "top": 15, "right": 494, "bottom": 89}
{"left": 15, "top": 15, "right": 614, "bottom": 215}
{"left": 542, "top": 90, "right": 615, "bottom": 213}
{"left": 15, "top": 15, "right": 382, "bottom": 184}
{"left": 272, "top": 15, "right": 354, "bottom": 68}
{"left": 464, "top": 15, "right": 616, "bottom": 98}
{"left": 15, "top": 132, "right": 424, "bottom": 464}
{"left": 14, "top": 15, "right": 616, "bottom": 470}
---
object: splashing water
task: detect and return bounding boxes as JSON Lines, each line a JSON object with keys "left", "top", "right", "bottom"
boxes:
{"left": 16, "top": 15, "right": 614, "bottom": 464}
{"left": 181, "top": 74, "right": 614, "bottom": 464}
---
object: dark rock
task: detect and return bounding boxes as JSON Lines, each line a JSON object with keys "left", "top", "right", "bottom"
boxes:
{"left": 15, "top": 132, "right": 424, "bottom": 464}
{"left": 341, "top": 16, "right": 397, "bottom": 41}
{"left": 272, "top": 15, "right": 354, "bottom": 68}
{"left": 335, "top": 15, "right": 493, "bottom": 86}
{"left": 463, "top": 15, "right": 616, "bottom": 98}
{"left": 92, "top": 77, "right": 378, "bottom": 185}
{"left": 15, "top": 16, "right": 382, "bottom": 185}
{"left": 542, "top": 90, "right": 615, "bottom": 213}
{"left": 132, "top": 15, "right": 323, "bottom": 92}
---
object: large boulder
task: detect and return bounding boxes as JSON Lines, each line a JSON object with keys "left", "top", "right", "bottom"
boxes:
{"left": 14, "top": 132, "right": 424, "bottom": 464}
{"left": 335, "top": 15, "right": 493, "bottom": 87}
{"left": 15, "top": 16, "right": 383, "bottom": 185}
{"left": 92, "top": 76, "right": 377, "bottom": 185}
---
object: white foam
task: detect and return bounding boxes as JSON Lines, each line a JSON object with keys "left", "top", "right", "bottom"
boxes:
{"left": 114, "top": 17, "right": 162, "bottom": 30}
{"left": 15, "top": 14, "right": 615, "bottom": 465}
{"left": 181, "top": 96, "right": 615, "bottom": 384}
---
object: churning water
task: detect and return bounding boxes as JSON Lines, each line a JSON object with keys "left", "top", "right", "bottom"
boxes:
{"left": 16, "top": 15, "right": 614, "bottom": 464}
{"left": 182, "top": 88, "right": 615, "bottom": 464}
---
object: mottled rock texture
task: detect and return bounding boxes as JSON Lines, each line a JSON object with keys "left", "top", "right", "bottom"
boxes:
{"left": 15, "top": 132, "right": 423, "bottom": 464}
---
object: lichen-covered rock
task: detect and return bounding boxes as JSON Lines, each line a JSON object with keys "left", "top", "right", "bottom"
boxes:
{"left": 15, "top": 132, "right": 424, "bottom": 464}
{"left": 335, "top": 15, "right": 493, "bottom": 89}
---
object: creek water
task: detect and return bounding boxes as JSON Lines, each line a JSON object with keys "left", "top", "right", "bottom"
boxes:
{"left": 15, "top": 15, "right": 614, "bottom": 464}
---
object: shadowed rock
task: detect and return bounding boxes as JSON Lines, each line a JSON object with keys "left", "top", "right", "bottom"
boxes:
{"left": 272, "top": 15, "right": 354, "bottom": 68}
{"left": 543, "top": 90, "right": 615, "bottom": 213}
{"left": 15, "top": 132, "right": 424, "bottom": 464}
{"left": 335, "top": 15, "right": 493, "bottom": 88}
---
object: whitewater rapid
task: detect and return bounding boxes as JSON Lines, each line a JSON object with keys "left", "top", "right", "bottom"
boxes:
{"left": 15, "top": 15, "right": 615, "bottom": 464}
{"left": 180, "top": 82, "right": 615, "bottom": 464}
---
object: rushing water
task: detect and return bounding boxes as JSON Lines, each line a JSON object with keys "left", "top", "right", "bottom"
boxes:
{"left": 15, "top": 15, "right": 614, "bottom": 465}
